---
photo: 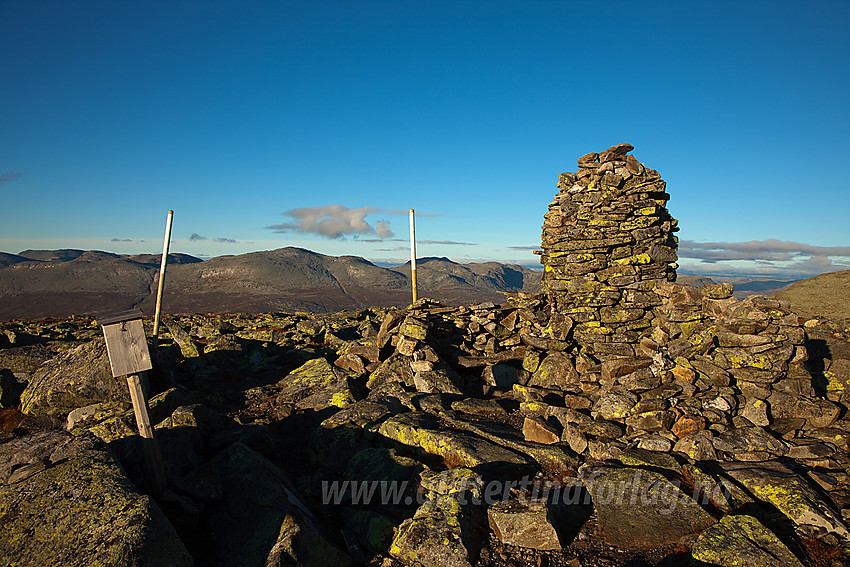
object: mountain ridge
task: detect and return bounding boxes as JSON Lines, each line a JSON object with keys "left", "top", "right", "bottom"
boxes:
{"left": 0, "top": 247, "right": 543, "bottom": 320}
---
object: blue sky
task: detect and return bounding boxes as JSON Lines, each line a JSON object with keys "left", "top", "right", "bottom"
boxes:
{"left": 1, "top": 1, "right": 848, "bottom": 278}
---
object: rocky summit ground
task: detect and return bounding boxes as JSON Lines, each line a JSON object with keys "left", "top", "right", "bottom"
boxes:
{"left": 0, "top": 282, "right": 849, "bottom": 567}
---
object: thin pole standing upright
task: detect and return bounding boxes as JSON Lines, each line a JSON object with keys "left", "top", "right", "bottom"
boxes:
{"left": 409, "top": 208, "right": 417, "bottom": 303}
{"left": 152, "top": 210, "right": 173, "bottom": 341}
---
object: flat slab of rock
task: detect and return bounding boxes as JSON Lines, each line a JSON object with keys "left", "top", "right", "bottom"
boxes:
{"left": 377, "top": 411, "right": 528, "bottom": 472}
{"left": 0, "top": 430, "right": 192, "bottom": 567}
{"left": 713, "top": 426, "right": 787, "bottom": 460}
{"left": 581, "top": 465, "right": 716, "bottom": 549}
{"left": 488, "top": 500, "right": 562, "bottom": 550}
{"left": 722, "top": 461, "right": 849, "bottom": 540}
{"left": 447, "top": 417, "right": 578, "bottom": 472}
{"left": 19, "top": 339, "right": 128, "bottom": 417}
{"left": 522, "top": 416, "right": 560, "bottom": 444}
{"left": 691, "top": 514, "right": 803, "bottom": 566}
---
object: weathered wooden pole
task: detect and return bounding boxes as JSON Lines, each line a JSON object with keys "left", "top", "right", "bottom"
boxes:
{"left": 409, "top": 208, "right": 417, "bottom": 303}
{"left": 100, "top": 309, "right": 167, "bottom": 496}
{"left": 152, "top": 210, "right": 173, "bottom": 341}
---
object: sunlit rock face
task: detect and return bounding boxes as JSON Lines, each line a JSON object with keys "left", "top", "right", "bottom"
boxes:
{"left": 538, "top": 143, "right": 679, "bottom": 358}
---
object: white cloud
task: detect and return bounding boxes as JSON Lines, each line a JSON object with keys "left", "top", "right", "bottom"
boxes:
{"left": 678, "top": 239, "right": 850, "bottom": 277}
{"left": 267, "top": 204, "right": 402, "bottom": 240}
{"left": 375, "top": 220, "right": 395, "bottom": 239}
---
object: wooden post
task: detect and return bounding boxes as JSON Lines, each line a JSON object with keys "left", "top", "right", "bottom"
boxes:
{"left": 100, "top": 309, "right": 167, "bottom": 496}
{"left": 152, "top": 210, "right": 173, "bottom": 342}
{"left": 409, "top": 208, "right": 417, "bottom": 303}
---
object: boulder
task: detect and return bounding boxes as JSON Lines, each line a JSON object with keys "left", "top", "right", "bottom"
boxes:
{"left": 487, "top": 500, "right": 563, "bottom": 550}
{"left": 390, "top": 468, "right": 485, "bottom": 567}
{"left": 722, "top": 461, "right": 849, "bottom": 540}
{"left": 0, "top": 430, "right": 192, "bottom": 567}
{"left": 274, "top": 357, "right": 346, "bottom": 404}
{"left": 309, "top": 400, "right": 394, "bottom": 471}
{"left": 20, "top": 339, "right": 128, "bottom": 417}
{"left": 712, "top": 426, "right": 787, "bottom": 460}
{"left": 522, "top": 416, "right": 560, "bottom": 445}
{"left": 377, "top": 411, "right": 528, "bottom": 473}
{"left": 580, "top": 465, "right": 716, "bottom": 549}
{"left": 691, "top": 514, "right": 804, "bottom": 566}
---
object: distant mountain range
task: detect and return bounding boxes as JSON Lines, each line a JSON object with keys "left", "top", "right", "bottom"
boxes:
{"left": 677, "top": 274, "right": 799, "bottom": 299}
{"left": 0, "top": 248, "right": 543, "bottom": 320}
{"left": 2, "top": 247, "right": 839, "bottom": 321}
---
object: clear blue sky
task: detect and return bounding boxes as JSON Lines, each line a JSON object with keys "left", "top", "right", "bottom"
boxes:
{"left": 1, "top": 1, "right": 848, "bottom": 278}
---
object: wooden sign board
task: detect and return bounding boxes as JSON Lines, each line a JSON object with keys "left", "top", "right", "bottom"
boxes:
{"left": 99, "top": 309, "right": 153, "bottom": 378}
{"left": 98, "top": 308, "right": 165, "bottom": 495}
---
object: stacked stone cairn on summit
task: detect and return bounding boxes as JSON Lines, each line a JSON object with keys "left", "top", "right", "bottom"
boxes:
{"left": 538, "top": 143, "right": 679, "bottom": 359}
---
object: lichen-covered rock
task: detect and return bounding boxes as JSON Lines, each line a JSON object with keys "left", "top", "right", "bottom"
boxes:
{"left": 309, "top": 400, "right": 394, "bottom": 471}
{"left": 580, "top": 465, "right": 716, "bottom": 549}
{"left": 274, "top": 357, "right": 344, "bottom": 403}
{"left": 389, "top": 468, "right": 485, "bottom": 567}
{"left": 592, "top": 388, "right": 638, "bottom": 421}
{"left": 712, "top": 426, "right": 787, "bottom": 460}
{"left": 20, "top": 339, "right": 128, "bottom": 417}
{"left": 690, "top": 514, "right": 804, "bottom": 566}
{"left": 673, "top": 429, "right": 717, "bottom": 461}
{"left": 722, "top": 461, "right": 849, "bottom": 540}
{"left": 377, "top": 411, "right": 527, "bottom": 472}
{"left": 445, "top": 416, "right": 578, "bottom": 473}
{"left": 342, "top": 447, "right": 424, "bottom": 505}
{"left": 341, "top": 509, "right": 396, "bottom": 556}
{"left": 0, "top": 430, "right": 192, "bottom": 567}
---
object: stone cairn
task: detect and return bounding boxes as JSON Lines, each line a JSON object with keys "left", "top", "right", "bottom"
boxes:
{"left": 538, "top": 143, "right": 679, "bottom": 359}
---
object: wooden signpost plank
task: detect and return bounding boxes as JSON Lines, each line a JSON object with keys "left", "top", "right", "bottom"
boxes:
{"left": 100, "top": 309, "right": 153, "bottom": 378}
{"left": 99, "top": 308, "right": 166, "bottom": 496}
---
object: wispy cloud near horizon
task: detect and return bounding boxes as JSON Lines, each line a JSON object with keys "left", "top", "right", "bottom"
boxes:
{"left": 419, "top": 240, "right": 477, "bottom": 246}
{"left": 266, "top": 205, "right": 404, "bottom": 240}
{"left": 0, "top": 172, "right": 22, "bottom": 186}
{"left": 678, "top": 239, "right": 850, "bottom": 277}
{"left": 190, "top": 233, "right": 238, "bottom": 243}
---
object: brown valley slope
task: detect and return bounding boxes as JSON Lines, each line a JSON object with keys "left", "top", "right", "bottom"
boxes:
{"left": 772, "top": 269, "right": 850, "bottom": 323}
{"left": 0, "top": 247, "right": 542, "bottom": 320}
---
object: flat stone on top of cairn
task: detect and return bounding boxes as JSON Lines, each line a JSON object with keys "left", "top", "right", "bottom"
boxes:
{"left": 538, "top": 143, "right": 678, "bottom": 358}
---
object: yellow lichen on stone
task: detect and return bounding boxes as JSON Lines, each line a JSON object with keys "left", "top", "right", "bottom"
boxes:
{"left": 400, "top": 321, "right": 427, "bottom": 341}
{"left": 613, "top": 253, "right": 651, "bottom": 266}
{"left": 287, "top": 358, "right": 337, "bottom": 388}
{"left": 621, "top": 217, "right": 656, "bottom": 231}
{"left": 636, "top": 206, "right": 660, "bottom": 216}
{"left": 330, "top": 391, "right": 354, "bottom": 408}
{"left": 825, "top": 370, "right": 845, "bottom": 391}
{"left": 520, "top": 400, "right": 547, "bottom": 414}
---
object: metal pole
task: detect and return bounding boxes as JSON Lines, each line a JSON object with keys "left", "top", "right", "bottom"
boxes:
{"left": 409, "top": 208, "right": 417, "bottom": 303}
{"left": 152, "top": 210, "right": 173, "bottom": 341}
